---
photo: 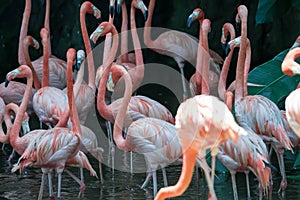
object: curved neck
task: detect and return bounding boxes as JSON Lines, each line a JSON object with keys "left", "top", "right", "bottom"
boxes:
{"left": 113, "top": 67, "right": 132, "bottom": 151}
{"left": 243, "top": 39, "right": 251, "bottom": 97}
{"left": 18, "top": 0, "right": 31, "bottom": 65}
{"left": 42, "top": 34, "right": 50, "bottom": 87}
{"left": 67, "top": 51, "right": 81, "bottom": 137}
{"left": 80, "top": 7, "right": 95, "bottom": 90}
{"left": 130, "top": 2, "right": 144, "bottom": 82}
{"left": 0, "top": 107, "right": 8, "bottom": 143}
{"left": 9, "top": 69, "right": 33, "bottom": 154}
{"left": 144, "top": 0, "right": 155, "bottom": 47}
{"left": 195, "top": 19, "right": 203, "bottom": 94}
{"left": 103, "top": 16, "right": 114, "bottom": 64}
{"left": 154, "top": 147, "right": 198, "bottom": 199}
{"left": 23, "top": 37, "right": 41, "bottom": 89}
{"left": 120, "top": 2, "right": 129, "bottom": 63}
{"left": 97, "top": 26, "right": 119, "bottom": 122}
{"left": 44, "top": 0, "right": 52, "bottom": 55}
{"left": 235, "top": 13, "right": 247, "bottom": 102}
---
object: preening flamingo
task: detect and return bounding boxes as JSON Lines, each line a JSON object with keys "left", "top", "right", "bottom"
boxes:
{"left": 93, "top": 21, "right": 174, "bottom": 129}
{"left": 233, "top": 5, "right": 293, "bottom": 193}
{"left": 32, "top": 28, "right": 69, "bottom": 128}
{"left": 281, "top": 47, "right": 300, "bottom": 138}
{"left": 187, "top": 9, "right": 221, "bottom": 97}
{"left": 11, "top": 49, "right": 97, "bottom": 200}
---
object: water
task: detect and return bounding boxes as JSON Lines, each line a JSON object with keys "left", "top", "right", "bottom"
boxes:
{"left": 0, "top": 146, "right": 300, "bottom": 200}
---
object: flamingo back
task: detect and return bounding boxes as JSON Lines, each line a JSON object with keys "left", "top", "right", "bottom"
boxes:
{"left": 285, "top": 88, "right": 300, "bottom": 138}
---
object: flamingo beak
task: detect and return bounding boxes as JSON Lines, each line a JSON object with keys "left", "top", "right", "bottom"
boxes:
{"left": 90, "top": 26, "right": 104, "bottom": 48}
{"left": 117, "top": 0, "right": 122, "bottom": 14}
{"left": 5, "top": 68, "right": 20, "bottom": 87}
{"left": 137, "top": 0, "right": 148, "bottom": 21}
{"left": 109, "top": 5, "right": 115, "bottom": 18}
{"left": 4, "top": 78, "right": 9, "bottom": 87}
{"left": 22, "top": 120, "right": 30, "bottom": 134}
{"left": 92, "top": 5, "right": 102, "bottom": 23}
{"left": 187, "top": 15, "right": 193, "bottom": 28}
{"left": 76, "top": 50, "right": 85, "bottom": 71}
{"left": 221, "top": 43, "right": 231, "bottom": 56}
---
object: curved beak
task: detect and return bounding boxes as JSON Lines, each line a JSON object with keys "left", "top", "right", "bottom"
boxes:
{"left": 92, "top": 5, "right": 102, "bottom": 23}
{"left": 90, "top": 26, "right": 104, "bottom": 48}
{"left": 4, "top": 78, "right": 9, "bottom": 87}
{"left": 109, "top": 5, "right": 115, "bottom": 18}
{"left": 187, "top": 14, "right": 193, "bottom": 28}
{"left": 22, "top": 120, "right": 30, "bottom": 134}
{"left": 137, "top": 0, "right": 148, "bottom": 21}
{"left": 76, "top": 50, "right": 85, "bottom": 71}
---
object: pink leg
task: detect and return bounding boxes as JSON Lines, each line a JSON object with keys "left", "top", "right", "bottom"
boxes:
{"left": 38, "top": 173, "right": 46, "bottom": 200}
{"left": 65, "top": 169, "right": 86, "bottom": 197}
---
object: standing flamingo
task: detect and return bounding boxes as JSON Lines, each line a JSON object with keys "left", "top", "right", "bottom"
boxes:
{"left": 144, "top": 0, "right": 222, "bottom": 100}
{"left": 32, "top": 28, "right": 69, "bottom": 128}
{"left": 10, "top": 49, "right": 97, "bottom": 200}
{"left": 233, "top": 5, "right": 293, "bottom": 193}
{"left": 187, "top": 9, "right": 221, "bottom": 97}
{"left": 94, "top": 19, "right": 182, "bottom": 196}
{"left": 281, "top": 47, "right": 300, "bottom": 138}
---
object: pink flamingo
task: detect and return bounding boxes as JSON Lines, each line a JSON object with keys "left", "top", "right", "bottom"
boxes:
{"left": 144, "top": 1, "right": 222, "bottom": 100}
{"left": 233, "top": 5, "right": 293, "bottom": 193}
{"left": 94, "top": 19, "right": 182, "bottom": 196}
{"left": 31, "top": 0, "right": 68, "bottom": 89}
{"left": 10, "top": 49, "right": 97, "bottom": 200}
{"left": 32, "top": 28, "right": 69, "bottom": 128}
{"left": 281, "top": 47, "right": 300, "bottom": 138}
{"left": 187, "top": 8, "right": 221, "bottom": 97}
{"left": 93, "top": 22, "right": 175, "bottom": 129}
{"left": 154, "top": 18, "right": 244, "bottom": 200}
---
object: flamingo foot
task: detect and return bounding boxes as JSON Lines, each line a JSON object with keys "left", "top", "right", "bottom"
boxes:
{"left": 208, "top": 191, "right": 217, "bottom": 200}
{"left": 77, "top": 182, "right": 86, "bottom": 198}
{"left": 277, "top": 178, "right": 287, "bottom": 193}
{"left": 49, "top": 196, "right": 55, "bottom": 200}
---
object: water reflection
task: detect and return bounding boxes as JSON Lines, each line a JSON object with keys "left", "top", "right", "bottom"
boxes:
{"left": 0, "top": 148, "right": 300, "bottom": 199}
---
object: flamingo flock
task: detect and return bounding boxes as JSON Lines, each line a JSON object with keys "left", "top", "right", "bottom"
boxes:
{"left": 0, "top": 0, "right": 299, "bottom": 200}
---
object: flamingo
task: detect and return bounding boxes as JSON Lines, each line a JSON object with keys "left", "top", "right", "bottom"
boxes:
{"left": 30, "top": 0, "right": 69, "bottom": 89}
{"left": 187, "top": 8, "right": 221, "bottom": 97}
{"left": 281, "top": 47, "right": 300, "bottom": 138}
{"left": 144, "top": 0, "right": 222, "bottom": 100}
{"left": 232, "top": 5, "right": 293, "bottom": 193}
{"left": 32, "top": 28, "right": 69, "bottom": 129}
{"left": 93, "top": 19, "right": 182, "bottom": 196}
{"left": 103, "top": 0, "right": 146, "bottom": 100}
{"left": 93, "top": 21, "right": 175, "bottom": 129}
{"left": 10, "top": 49, "right": 97, "bottom": 200}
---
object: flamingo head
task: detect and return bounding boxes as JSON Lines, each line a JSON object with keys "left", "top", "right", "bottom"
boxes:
{"left": 132, "top": 0, "right": 148, "bottom": 21}
{"left": 24, "top": 35, "right": 40, "bottom": 50}
{"left": 117, "top": 0, "right": 123, "bottom": 14}
{"left": 221, "top": 23, "right": 235, "bottom": 45}
{"left": 202, "top": 19, "right": 211, "bottom": 34}
{"left": 67, "top": 48, "right": 77, "bottom": 66}
{"left": 187, "top": 8, "right": 204, "bottom": 28}
{"left": 90, "top": 26, "right": 105, "bottom": 46}
{"left": 76, "top": 50, "right": 85, "bottom": 71}
{"left": 291, "top": 36, "right": 300, "bottom": 49}
{"left": 282, "top": 47, "right": 300, "bottom": 76}
{"left": 223, "top": 36, "right": 241, "bottom": 55}
{"left": 40, "top": 28, "right": 49, "bottom": 44}
{"left": 235, "top": 5, "right": 248, "bottom": 31}
{"left": 81, "top": 2, "right": 101, "bottom": 21}
{"left": 5, "top": 65, "right": 32, "bottom": 87}
{"left": 109, "top": 0, "right": 115, "bottom": 18}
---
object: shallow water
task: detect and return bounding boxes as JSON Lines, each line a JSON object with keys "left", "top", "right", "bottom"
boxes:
{"left": 0, "top": 145, "right": 300, "bottom": 200}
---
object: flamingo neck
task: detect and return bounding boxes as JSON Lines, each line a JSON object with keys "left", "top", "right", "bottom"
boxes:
{"left": 235, "top": 14, "right": 247, "bottom": 102}
{"left": 23, "top": 39, "right": 41, "bottom": 89}
{"left": 67, "top": 51, "right": 81, "bottom": 138}
{"left": 0, "top": 110, "right": 9, "bottom": 143}
{"left": 130, "top": 2, "right": 144, "bottom": 83}
{"left": 102, "top": 16, "right": 114, "bottom": 64}
{"left": 243, "top": 39, "right": 251, "bottom": 97}
{"left": 97, "top": 26, "right": 119, "bottom": 123}
{"left": 42, "top": 35, "right": 50, "bottom": 87}
{"left": 154, "top": 147, "right": 198, "bottom": 199}
{"left": 80, "top": 7, "right": 95, "bottom": 90}
{"left": 195, "top": 19, "right": 203, "bottom": 94}
{"left": 10, "top": 70, "right": 33, "bottom": 154}
{"left": 113, "top": 68, "right": 132, "bottom": 151}
{"left": 144, "top": 0, "right": 156, "bottom": 47}
{"left": 120, "top": 2, "right": 129, "bottom": 63}
{"left": 201, "top": 28, "right": 210, "bottom": 95}
{"left": 18, "top": 0, "right": 31, "bottom": 65}
{"left": 44, "top": 0, "right": 52, "bottom": 55}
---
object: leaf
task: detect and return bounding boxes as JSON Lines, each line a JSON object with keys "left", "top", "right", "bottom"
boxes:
{"left": 247, "top": 49, "right": 300, "bottom": 105}
{"left": 293, "top": 151, "right": 300, "bottom": 170}
{"left": 256, "top": 0, "right": 292, "bottom": 24}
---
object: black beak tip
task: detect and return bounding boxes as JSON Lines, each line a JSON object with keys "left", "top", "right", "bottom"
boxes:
{"left": 5, "top": 78, "right": 9, "bottom": 87}
{"left": 117, "top": 4, "right": 121, "bottom": 14}
{"left": 187, "top": 18, "right": 192, "bottom": 28}
{"left": 90, "top": 39, "right": 95, "bottom": 49}
{"left": 109, "top": 6, "right": 115, "bottom": 18}
{"left": 97, "top": 17, "right": 102, "bottom": 24}
{"left": 144, "top": 10, "right": 148, "bottom": 21}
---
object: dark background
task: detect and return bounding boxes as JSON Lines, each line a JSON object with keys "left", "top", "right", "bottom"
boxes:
{"left": 1, "top": 0, "right": 300, "bottom": 87}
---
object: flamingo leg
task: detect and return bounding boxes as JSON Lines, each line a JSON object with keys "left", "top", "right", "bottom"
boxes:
{"left": 38, "top": 173, "right": 46, "bottom": 200}
{"left": 48, "top": 172, "right": 54, "bottom": 199}
{"left": 230, "top": 171, "right": 238, "bottom": 200}
{"left": 57, "top": 173, "right": 62, "bottom": 200}
{"left": 178, "top": 61, "right": 188, "bottom": 100}
{"left": 130, "top": 151, "right": 133, "bottom": 174}
{"left": 152, "top": 170, "right": 158, "bottom": 197}
{"left": 65, "top": 168, "right": 86, "bottom": 197}
{"left": 141, "top": 172, "right": 152, "bottom": 189}
{"left": 7, "top": 149, "right": 15, "bottom": 163}
{"left": 244, "top": 170, "right": 251, "bottom": 200}
{"left": 162, "top": 168, "right": 168, "bottom": 187}
{"left": 80, "top": 167, "right": 84, "bottom": 183}
{"left": 105, "top": 120, "right": 115, "bottom": 175}
{"left": 97, "top": 151, "right": 104, "bottom": 183}
{"left": 273, "top": 147, "right": 287, "bottom": 193}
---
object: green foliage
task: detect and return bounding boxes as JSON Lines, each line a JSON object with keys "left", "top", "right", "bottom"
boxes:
{"left": 247, "top": 49, "right": 300, "bottom": 105}
{"left": 256, "top": 0, "right": 300, "bottom": 24}
{"left": 293, "top": 150, "right": 300, "bottom": 170}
